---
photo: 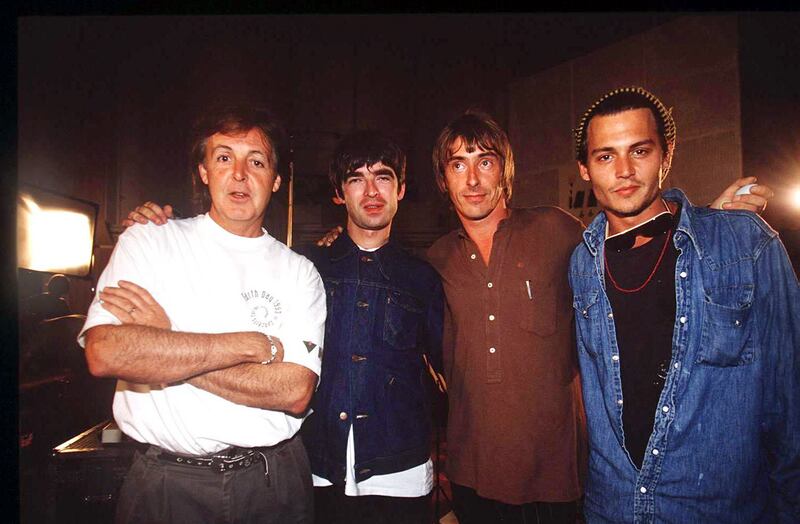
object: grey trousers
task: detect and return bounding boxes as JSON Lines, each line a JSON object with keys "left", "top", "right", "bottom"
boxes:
{"left": 115, "top": 435, "right": 314, "bottom": 524}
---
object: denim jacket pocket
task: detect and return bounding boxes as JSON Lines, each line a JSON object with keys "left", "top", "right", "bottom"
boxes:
{"left": 383, "top": 290, "right": 423, "bottom": 351}
{"left": 696, "top": 298, "right": 754, "bottom": 367}
{"left": 383, "top": 372, "right": 428, "bottom": 452}
{"left": 573, "top": 290, "right": 602, "bottom": 358}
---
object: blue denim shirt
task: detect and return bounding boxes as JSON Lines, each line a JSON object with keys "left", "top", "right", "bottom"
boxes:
{"left": 569, "top": 189, "right": 800, "bottom": 523}
{"left": 300, "top": 232, "right": 444, "bottom": 483}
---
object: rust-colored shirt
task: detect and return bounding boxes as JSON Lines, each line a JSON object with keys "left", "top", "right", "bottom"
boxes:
{"left": 427, "top": 207, "right": 587, "bottom": 505}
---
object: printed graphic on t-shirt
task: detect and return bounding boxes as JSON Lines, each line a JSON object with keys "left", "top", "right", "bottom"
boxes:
{"left": 241, "top": 289, "right": 283, "bottom": 330}
{"left": 304, "top": 340, "right": 323, "bottom": 359}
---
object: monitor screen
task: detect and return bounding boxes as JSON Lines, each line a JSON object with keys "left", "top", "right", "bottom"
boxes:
{"left": 17, "top": 186, "right": 99, "bottom": 277}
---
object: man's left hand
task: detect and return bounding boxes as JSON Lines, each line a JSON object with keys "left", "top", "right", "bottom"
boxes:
{"left": 122, "top": 202, "right": 174, "bottom": 228}
{"left": 315, "top": 225, "right": 344, "bottom": 247}
{"left": 100, "top": 280, "right": 171, "bottom": 329}
{"left": 710, "top": 176, "right": 774, "bottom": 214}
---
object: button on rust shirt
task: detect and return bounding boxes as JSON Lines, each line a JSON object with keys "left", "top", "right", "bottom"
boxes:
{"left": 427, "top": 207, "right": 587, "bottom": 505}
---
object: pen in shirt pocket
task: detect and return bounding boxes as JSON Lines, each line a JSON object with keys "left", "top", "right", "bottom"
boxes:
{"left": 525, "top": 280, "right": 532, "bottom": 300}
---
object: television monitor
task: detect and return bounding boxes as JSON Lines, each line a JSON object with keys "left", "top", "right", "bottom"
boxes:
{"left": 17, "top": 185, "right": 99, "bottom": 277}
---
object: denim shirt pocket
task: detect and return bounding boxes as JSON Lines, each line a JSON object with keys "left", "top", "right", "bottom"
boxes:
{"left": 573, "top": 290, "right": 602, "bottom": 358}
{"left": 696, "top": 286, "right": 755, "bottom": 367}
{"left": 383, "top": 289, "right": 424, "bottom": 351}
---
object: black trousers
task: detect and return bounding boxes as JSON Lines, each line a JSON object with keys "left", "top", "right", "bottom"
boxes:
{"left": 313, "top": 484, "right": 431, "bottom": 524}
{"left": 450, "top": 483, "right": 578, "bottom": 524}
{"left": 115, "top": 435, "right": 314, "bottom": 524}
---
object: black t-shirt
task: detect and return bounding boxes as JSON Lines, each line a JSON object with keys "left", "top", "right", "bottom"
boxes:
{"left": 604, "top": 207, "right": 680, "bottom": 468}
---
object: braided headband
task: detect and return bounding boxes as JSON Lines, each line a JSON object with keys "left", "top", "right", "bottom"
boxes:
{"left": 573, "top": 86, "right": 676, "bottom": 160}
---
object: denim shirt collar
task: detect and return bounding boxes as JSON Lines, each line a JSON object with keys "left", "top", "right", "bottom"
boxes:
{"left": 582, "top": 188, "right": 704, "bottom": 259}
{"left": 329, "top": 230, "right": 401, "bottom": 281}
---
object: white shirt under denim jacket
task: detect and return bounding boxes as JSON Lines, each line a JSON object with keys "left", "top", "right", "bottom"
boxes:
{"left": 300, "top": 232, "right": 444, "bottom": 497}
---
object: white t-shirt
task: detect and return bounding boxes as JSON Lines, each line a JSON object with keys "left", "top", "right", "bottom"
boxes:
{"left": 79, "top": 213, "right": 326, "bottom": 456}
{"left": 311, "top": 242, "right": 433, "bottom": 498}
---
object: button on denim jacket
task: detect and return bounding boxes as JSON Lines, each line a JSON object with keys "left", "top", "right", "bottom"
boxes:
{"left": 300, "top": 233, "right": 444, "bottom": 484}
{"left": 569, "top": 189, "right": 800, "bottom": 523}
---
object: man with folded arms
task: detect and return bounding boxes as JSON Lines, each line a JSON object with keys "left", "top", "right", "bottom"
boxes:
{"left": 80, "top": 107, "right": 326, "bottom": 523}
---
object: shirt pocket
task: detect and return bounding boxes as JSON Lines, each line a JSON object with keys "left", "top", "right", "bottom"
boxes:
{"left": 519, "top": 278, "right": 558, "bottom": 337}
{"left": 383, "top": 290, "right": 424, "bottom": 351}
{"left": 572, "top": 290, "right": 602, "bottom": 358}
{"left": 695, "top": 287, "right": 755, "bottom": 367}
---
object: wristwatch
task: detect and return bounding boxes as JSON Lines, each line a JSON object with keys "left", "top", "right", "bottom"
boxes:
{"left": 261, "top": 335, "right": 278, "bottom": 365}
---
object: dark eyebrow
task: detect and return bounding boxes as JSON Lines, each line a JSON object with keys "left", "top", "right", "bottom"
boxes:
{"left": 448, "top": 151, "right": 498, "bottom": 162}
{"left": 589, "top": 146, "right": 615, "bottom": 156}
{"left": 346, "top": 168, "right": 396, "bottom": 179}
{"left": 628, "top": 140, "right": 656, "bottom": 150}
{"left": 589, "top": 139, "right": 656, "bottom": 156}
{"left": 211, "top": 145, "right": 268, "bottom": 156}
{"left": 369, "top": 168, "right": 396, "bottom": 177}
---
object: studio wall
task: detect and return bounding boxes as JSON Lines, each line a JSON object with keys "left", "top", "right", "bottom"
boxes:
{"left": 507, "top": 15, "right": 742, "bottom": 223}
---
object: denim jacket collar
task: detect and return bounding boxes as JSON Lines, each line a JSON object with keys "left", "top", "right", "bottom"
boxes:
{"left": 329, "top": 230, "right": 401, "bottom": 282}
{"left": 582, "top": 188, "right": 704, "bottom": 259}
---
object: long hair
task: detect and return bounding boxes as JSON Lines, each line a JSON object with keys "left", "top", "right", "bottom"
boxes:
{"left": 432, "top": 109, "right": 515, "bottom": 202}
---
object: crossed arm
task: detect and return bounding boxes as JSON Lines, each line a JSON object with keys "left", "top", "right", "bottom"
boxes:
{"left": 86, "top": 281, "right": 316, "bottom": 415}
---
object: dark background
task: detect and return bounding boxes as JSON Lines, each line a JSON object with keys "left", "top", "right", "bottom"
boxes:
{"left": 11, "top": 11, "right": 800, "bottom": 523}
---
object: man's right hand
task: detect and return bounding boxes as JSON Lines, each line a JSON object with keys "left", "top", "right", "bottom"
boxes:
{"left": 122, "top": 201, "right": 174, "bottom": 228}
{"left": 315, "top": 225, "right": 344, "bottom": 247}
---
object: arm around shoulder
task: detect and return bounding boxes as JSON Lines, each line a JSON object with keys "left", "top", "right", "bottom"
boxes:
{"left": 542, "top": 205, "right": 585, "bottom": 240}
{"left": 756, "top": 238, "right": 800, "bottom": 519}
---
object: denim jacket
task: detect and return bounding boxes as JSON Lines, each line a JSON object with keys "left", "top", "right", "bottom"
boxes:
{"left": 569, "top": 189, "right": 800, "bottom": 523}
{"left": 300, "top": 232, "right": 444, "bottom": 483}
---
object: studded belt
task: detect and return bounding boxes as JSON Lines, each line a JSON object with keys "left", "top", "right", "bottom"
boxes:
{"left": 151, "top": 446, "right": 271, "bottom": 483}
